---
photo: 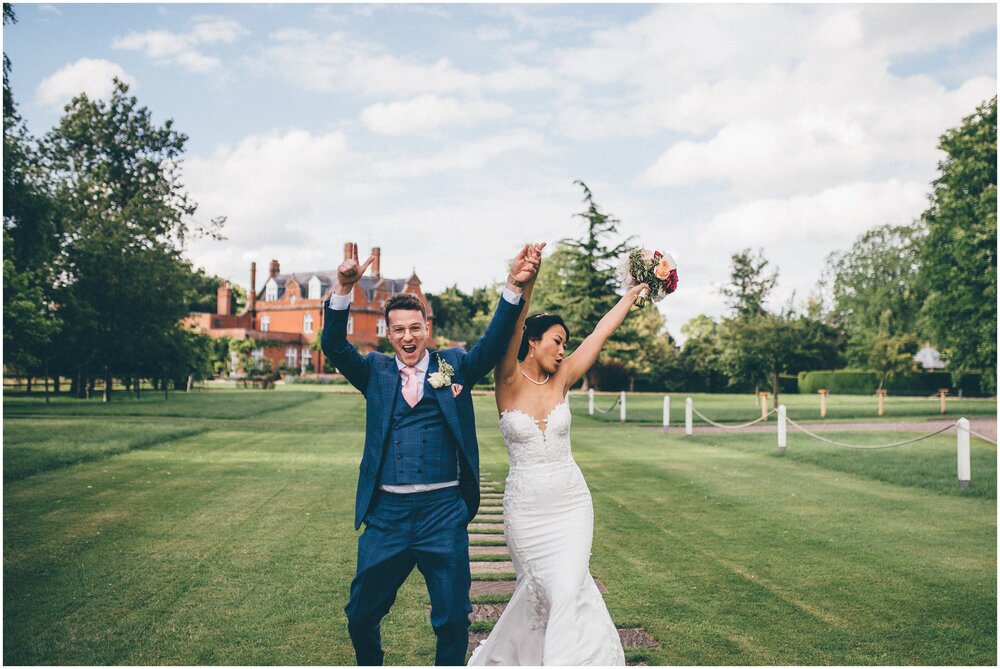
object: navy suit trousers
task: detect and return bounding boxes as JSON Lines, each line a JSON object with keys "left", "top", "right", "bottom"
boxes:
{"left": 345, "top": 486, "right": 471, "bottom": 666}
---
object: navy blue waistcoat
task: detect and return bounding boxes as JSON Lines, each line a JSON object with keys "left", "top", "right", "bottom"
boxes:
{"left": 380, "top": 383, "right": 460, "bottom": 486}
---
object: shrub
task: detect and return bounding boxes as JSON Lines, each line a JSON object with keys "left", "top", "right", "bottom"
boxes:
{"left": 884, "top": 372, "right": 953, "bottom": 396}
{"left": 778, "top": 374, "right": 799, "bottom": 394}
{"left": 798, "top": 370, "right": 878, "bottom": 395}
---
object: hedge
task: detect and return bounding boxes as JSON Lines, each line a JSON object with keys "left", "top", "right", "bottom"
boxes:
{"left": 798, "top": 371, "right": 878, "bottom": 395}
{"left": 797, "top": 370, "right": 988, "bottom": 396}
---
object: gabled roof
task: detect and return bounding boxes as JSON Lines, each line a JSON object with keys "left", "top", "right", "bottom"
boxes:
{"left": 258, "top": 271, "right": 418, "bottom": 303}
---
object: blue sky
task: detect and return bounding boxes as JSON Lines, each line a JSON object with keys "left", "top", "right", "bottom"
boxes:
{"left": 4, "top": 2, "right": 996, "bottom": 342}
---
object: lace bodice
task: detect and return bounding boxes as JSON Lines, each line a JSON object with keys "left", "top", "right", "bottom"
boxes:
{"left": 498, "top": 400, "right": 573, "bottom": 470}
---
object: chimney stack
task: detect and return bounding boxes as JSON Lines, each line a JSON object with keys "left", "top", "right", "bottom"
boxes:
{"left": 249, "top": 262, "right": 257, "bottom": 315}
{"left": 372, "top": 246, "right": 381, "bottom": 277}
{"left": 217, "top": 282, "right": 232, "bottom": 316}
{"left": 269, "top": 259, "right": 280, "bottom": 278}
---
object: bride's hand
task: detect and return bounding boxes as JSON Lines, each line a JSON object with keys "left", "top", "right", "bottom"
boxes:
{"left": 625, "top": 283, "right": 649, "bottom": 303}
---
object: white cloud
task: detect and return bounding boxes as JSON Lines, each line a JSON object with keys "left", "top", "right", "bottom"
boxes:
{"left": 112, "top": 16, "right": 248, "bottom": 73}
{"left": 694, "top": 179, "right": 929, "bottom": 250}
{"left": 253, "top": 29, "right": 565, "bottom": 99}
{"left": 34, "top": 58, "right": 135, "bottom": 110}
{"left": 361, "top": 95, "right": 513, "bottom": 135}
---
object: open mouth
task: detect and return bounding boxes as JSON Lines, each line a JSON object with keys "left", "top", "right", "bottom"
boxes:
{"left": 402, "top": 345, "right": 417, "bottom": 355}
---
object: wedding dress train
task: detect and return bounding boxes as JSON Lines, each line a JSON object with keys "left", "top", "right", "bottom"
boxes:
{"left": 468, "top": 400, "right": 625, "bottom": 665}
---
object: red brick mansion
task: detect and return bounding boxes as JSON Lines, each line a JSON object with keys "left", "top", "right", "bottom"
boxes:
{"left": 186, "top": 243, "right": 434, "bottom": 375}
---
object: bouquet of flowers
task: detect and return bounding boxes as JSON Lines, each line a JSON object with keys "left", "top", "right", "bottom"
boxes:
{"left": 618, "top": 247, "right": 679, "bottom": 308}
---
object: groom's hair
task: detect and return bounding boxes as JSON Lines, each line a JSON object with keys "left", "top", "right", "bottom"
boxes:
{"left": 518, "top": 313, "right": 570, "bottom": 361}
{"left": 384, "top": 293, "right": 427, "bottom": 322}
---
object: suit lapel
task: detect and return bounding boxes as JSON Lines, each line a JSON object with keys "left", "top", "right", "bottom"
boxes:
{"left": 376, "top": 358, "right": 400, "bottom": 449}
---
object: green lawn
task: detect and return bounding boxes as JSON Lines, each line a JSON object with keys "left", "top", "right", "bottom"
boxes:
{"left": 3, "top": 390, "right": 996, "bottom": 664}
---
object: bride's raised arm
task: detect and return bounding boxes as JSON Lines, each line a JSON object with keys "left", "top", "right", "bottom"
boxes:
{"left": 556, "top": 283, "right": 648, "bottom": 393}
{"left": 494, "top": 244, "right": 544, "bottom": 393}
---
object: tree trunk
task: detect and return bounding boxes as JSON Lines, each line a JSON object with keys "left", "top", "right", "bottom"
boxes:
{"left": 103, "top": 365, "right": 112, "bottom": 403}
{"left": 135, "top": 376, "right": 141, "bottom": 399}
{"left": 25, "top": 376, "right": 32, "bottom": 396}
{"left": 772, "top": 372, "right": 780, "bottom": 409}
{"left": 52, "top": 375, "right": 60, "bottom": 394}
{"left": 163, "top": 375, "right": 169, "bottom": 399}
{"left": 72, "top": 368, "right": 81, "bottom": 398}
{"left": 86, "top": 377, "right": 93, "bottom": 400}
{"left": 43, "top": 359, "right": 50, "bottom": 405}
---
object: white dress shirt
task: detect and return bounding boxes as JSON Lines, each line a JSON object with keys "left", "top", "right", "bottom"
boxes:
{"left": 328, "top": 287, "right": 522, "bottom": 494}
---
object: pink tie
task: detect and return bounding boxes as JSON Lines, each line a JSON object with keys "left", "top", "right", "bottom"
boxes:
{"left": 401, "top": 366, "right": 420, "bottom": 408}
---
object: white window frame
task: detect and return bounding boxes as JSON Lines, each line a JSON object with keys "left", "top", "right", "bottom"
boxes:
{"left": 252, "top": 347, "right": 264, "bottom": 361}
{"left": 260, "top": 315, "right": 270, "bottom": 332}
{"left": 308, "top": 276, "right": 322, "bottom": 300}
{"left": 285, "top": 347, "right": 298, "bottom": 367}
{"left": 377, "top": 318, "right": 386, "bottom": 337}
{"left": 265, "top": 278, "right": 278, "bottom": 301}
{"left": 303, "top": 313, "right": 313, "bottom": 333}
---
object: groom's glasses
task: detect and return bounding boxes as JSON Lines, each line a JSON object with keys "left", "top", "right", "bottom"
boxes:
{"left": 390, "top": 325, "right": 426, "bottom": 338}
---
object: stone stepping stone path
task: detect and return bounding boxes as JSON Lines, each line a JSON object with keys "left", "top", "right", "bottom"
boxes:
{"left": 469, "top": 544, "right": 510, "bottom": 556}
{"left": 467, "top": 476, "right": 658, "bottom": 661}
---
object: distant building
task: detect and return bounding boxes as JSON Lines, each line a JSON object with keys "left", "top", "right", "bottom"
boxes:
{"left": 186, "top": 242, "right": 434, "bottom": 375}
{"left": 913, "top": 345, "right": 946, "bottom": 370}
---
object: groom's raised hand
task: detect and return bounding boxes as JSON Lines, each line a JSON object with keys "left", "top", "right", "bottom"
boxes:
{"left": 335, "top": 243, "right": 375, "bottom": 295}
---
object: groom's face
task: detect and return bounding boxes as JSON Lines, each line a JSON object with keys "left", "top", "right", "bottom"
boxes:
{"left": 387, "top": 309, "right": 429, "bottom": 367}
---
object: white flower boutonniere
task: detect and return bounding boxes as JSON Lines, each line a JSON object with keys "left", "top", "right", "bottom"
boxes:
{"left": 428, "top": 355, "right": 455, "bottom": 389}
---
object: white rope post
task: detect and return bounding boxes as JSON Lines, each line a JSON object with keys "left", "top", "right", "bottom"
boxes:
{"left": 662, "top": 395, "right": 670, "bottom": 432}
{"left": 619, "top": 391, "right": 626, "bottom": 423}
{"left": 957, "top": 417, "right": 971, "bottom": 488}
{"left": 777, "top": 405, "right": 787, "bottom": 454}
{"left": 685, "top": 397, "right": 693, "bottom": 436}
{"left": 588, "top": 388, "right": 594, "bottom": 416}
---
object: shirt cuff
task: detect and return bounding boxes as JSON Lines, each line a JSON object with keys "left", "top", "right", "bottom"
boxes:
{"left": 500, "top": 287, "right": 521, "bottom": 305}
{"left": 327, "top": 292, "right": 352, "bottom": 310}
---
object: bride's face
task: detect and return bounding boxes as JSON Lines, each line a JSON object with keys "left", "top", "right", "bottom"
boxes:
{"left": 529, "top": 324, "right": 567, "bottom": 374}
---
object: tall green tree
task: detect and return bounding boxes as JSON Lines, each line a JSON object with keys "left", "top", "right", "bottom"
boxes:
{"left": 819, "top": 222, "right": 925, "bottom": 368}
{"left": 918, "top": 97, "right": 997, "bottom": 393}
{"left": 43, "top": 80, "right": 223, "bottom": 401}
{"left": 717, "top": 250, "right": 844, "bottom": 404}
{"left": 720, "top": 248, "right": 777, "bottom": 319}
{"left": 530, "top": 181, "right": 633, "bottom": 389}
{"left": 3, "top": 4, "right": 61, "bottom": 386}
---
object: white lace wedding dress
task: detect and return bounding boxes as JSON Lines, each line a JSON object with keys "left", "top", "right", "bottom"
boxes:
{"left": 468, "top": 400, "right": 626, "bottom": 666}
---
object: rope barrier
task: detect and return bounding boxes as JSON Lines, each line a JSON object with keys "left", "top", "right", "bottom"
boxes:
{"left": 593, "top": 395, "right": 621, "bottom": 414}
{"left": 956, "top": 423, "right": 998, "bottom": 445}
{"left": 691, "top": 406, "right": 778, "bottom": 429}
{"left": 784, "top": 415, "right": 955, "bottom": 449}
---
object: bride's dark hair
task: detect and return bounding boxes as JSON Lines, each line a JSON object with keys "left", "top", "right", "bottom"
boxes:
{"left": 517, "top": 313, "right": 570, "bottom": 361}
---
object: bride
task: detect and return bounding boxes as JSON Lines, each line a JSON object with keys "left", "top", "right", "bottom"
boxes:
{"left": 469, "top": 245, "right": 648, "bottom": 666}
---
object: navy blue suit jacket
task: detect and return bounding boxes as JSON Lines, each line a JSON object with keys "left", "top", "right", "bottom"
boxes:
{"left": 321, "top": 296, "right": 524, "bottom": 529}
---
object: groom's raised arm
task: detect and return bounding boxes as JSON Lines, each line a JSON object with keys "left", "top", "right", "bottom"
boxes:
{"left": 321, "top": 244, "right": 375, "bottom": 396}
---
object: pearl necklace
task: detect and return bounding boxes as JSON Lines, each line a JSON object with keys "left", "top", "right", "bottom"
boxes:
{"left": 520, "top": 366, "right": 550, "bottom": 385}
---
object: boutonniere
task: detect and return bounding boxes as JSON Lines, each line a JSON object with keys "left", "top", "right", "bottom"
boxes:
{"left": 429, "top": 355, "right": 463, "bottom": 397}
{"left": 428, "top": 355, "right": 454, "bottom": 389}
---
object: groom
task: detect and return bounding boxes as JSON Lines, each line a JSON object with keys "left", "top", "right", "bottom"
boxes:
{"left": 322, "top": 243, "right": 540, "bottom": 666}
